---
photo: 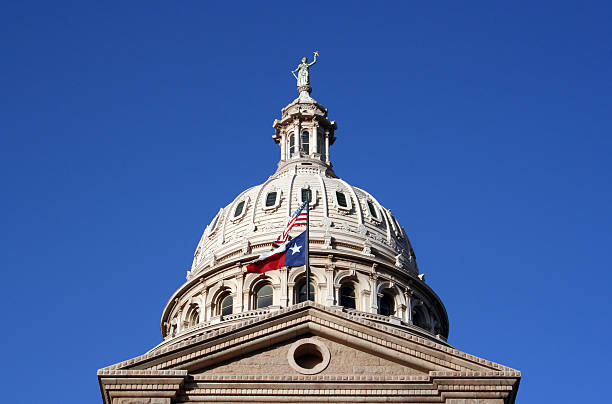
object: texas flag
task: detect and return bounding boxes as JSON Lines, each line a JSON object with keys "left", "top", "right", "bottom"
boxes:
{"left": 246, "top": 231, "right": 307, "bottom": 273}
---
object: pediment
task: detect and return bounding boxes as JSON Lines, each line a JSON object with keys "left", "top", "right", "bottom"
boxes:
{"left": 194, "top": 334, "right": 429, "bottom": 378}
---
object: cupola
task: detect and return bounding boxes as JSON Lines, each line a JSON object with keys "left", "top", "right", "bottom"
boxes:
{"left": 272, "top": 53, "right": 337, "bottom": 166}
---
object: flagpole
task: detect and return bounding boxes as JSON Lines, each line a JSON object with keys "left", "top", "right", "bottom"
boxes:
{"left": 305, "top": 197, "right": 311, "bottom": 301}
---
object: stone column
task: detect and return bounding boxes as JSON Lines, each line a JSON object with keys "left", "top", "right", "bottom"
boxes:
{"left": 369, "top": 273, "right": 378, "bottom": 313}
{"left": 325, "top": 132, "right": 330, "bottom": 163}
{"left": 325, "top": 264, "right": 335, "bottom": 305}
{"left": 199, "top": 286, "right": 207, "bottom": 323}
{"left": 281, "top": 131, "right": 287, "bottom": 160}
{"left": 234, "top": 270, "right": 244, "bottom": 313}
{"left": 280, "top": 266, "right": 289, "bottom": 307}
{"left": 405, "top": 288, "right": 413, "bottom": 324}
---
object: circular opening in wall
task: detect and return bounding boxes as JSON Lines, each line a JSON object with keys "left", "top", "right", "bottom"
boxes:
{"left": 287, "top": 338, "right": 331, "bottom": 375}
{"left": 294, "top": 343, "right": 323, "bottom": 369}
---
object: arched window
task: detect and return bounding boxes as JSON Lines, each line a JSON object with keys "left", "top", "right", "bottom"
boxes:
{"left": 339, "top": 284, "right": 356, "bottom": 309}
{"left": 412, "top": 306, "right": 428, "bottom": 329}
{"left": 188, "top": 307, "right": 200, "bottom": 326}
{"left": 296, "top": 280, "right": 315, "bottom": 303}
{"left": 301, "top": 131, "right": 309, "bottom": 154}
{"left": 255, "top": 284, "right": 273, "bottom": 309}
{"left": 234, "top": 201, "right": 245, "bottom": 217}
{"left": 379, "top": 292, "right": 395, "bottom": 316}
{"left": 289, "top": 132, "right": 295, "bottom": 156}
{"left": 220, "top": 294, "right": 233, "bottom": 316}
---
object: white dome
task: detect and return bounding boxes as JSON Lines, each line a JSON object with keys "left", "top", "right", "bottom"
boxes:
{"left": 189, "top": 158, "right": 418, "bottom": 279}
{"left": 160, "top": 87, "right": 448, "bottom": 344}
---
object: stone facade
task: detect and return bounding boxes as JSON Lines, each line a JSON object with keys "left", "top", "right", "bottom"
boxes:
{"left": 99, "top": 69, "right": 520, "bottom": 403}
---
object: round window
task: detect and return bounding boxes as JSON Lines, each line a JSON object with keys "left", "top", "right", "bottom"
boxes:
{"left": 287, "top": 338, "right": 330, "bottom": 375}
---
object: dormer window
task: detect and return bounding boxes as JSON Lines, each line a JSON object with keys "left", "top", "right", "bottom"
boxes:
{"left": 367, "top": 200, "right": 379, "bottom": 219}
{"left": 265, "top": 192, "right": 277, "bottom": 207}
{"left": 389, "top": 212, "right": 403, "bottom": 237}
{"left": 333, "top": 189, "right": 352, "bottom": 212}
{"left": 231, "top": 197, "right": 249, "bottom": 221}
{"left": 263, "top": 190, "right": 281, "bottom": 211}
{"left": 301, "top": 188, "right": 312, "bottom": 203}
{"left": 301, "top": 131, "right": 309, "bottom": 154}
{"left": 207, "top": 209, "right": 223, "bottom": 237}
{"left": 234, "top": 201, "right": 245, "bottom": 217}
{"left": 336, "top": 191, "right": 347, "bottom": 208}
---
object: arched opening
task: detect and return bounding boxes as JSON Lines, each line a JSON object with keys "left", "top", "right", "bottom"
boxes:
{"left": 339, "top": 284, "right": 356, "bottom": 309}
{"left": 301, "top": 131, "right": 309, "bottom": 154}
{"left": 188, "top": 306, "right": 200, "bottom": 326}
{"left": 296, "top": 279, "right": 315, "bottom": 303}
{"left": 412, "top": 306, "right": 428, "bottom": 329}
{"left": 219, "top": 294, "right": 233, "bottom": 316}
{"left": 289, "top": 132, "right": 295, "bottom": 156}
{"left": 255, "top": 284, "right": 273, "bottom": 309}
{"left": 379, "top": 292, "right": 395, "bottom": 316}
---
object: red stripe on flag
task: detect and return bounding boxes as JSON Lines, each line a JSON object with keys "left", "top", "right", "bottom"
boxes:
{"left": 246, "top": 250, "right": 286, "bottom": 273}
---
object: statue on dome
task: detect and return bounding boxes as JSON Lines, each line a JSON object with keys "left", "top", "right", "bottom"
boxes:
{"left": 292, "top": 51, "right": 319, "bottom": 88}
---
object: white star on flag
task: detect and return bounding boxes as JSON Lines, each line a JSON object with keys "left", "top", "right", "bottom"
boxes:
{"left": 289, "top": 243, "right": 302, "bottom": 255}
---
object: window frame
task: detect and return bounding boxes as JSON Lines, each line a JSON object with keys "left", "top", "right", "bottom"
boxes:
{"left": 289, "top": 132, "right": 295, "bottom": 157}
{"left": 378, "top": 292, "right": 396, "bottom": 316}
{"left": 333, "top": 189, "right": 352, "bottom": 212}
{"left": 207, "top": 208, "right": 223, "bottom": 238}
{"left": 230, "top": 197, "right": 249, "bottom": 222}
{"left": 219, "top": 294, "right": 233, "bottom": 317}
{"left": 339, "top": 283, "right": 357, "bottom": 309}
{"left": 295, "top": 279, "right": 316, "bottom": 303}
{"left": 254, "top": 283, "right": 274, "bottom": 309}
{"left": 300, "top": 131, "right": 310, "bottom": 154}
{"left": 365, "top": 200, "right": 382, "bottom": 223}
{"left": 300, "top": 187, "right": 317, "bottom": 208}
{"left": 188, "top": 306, "right": 200, "bottom": 326}
{"left": 263, "top": 189, "right": 282, "bottom": 211}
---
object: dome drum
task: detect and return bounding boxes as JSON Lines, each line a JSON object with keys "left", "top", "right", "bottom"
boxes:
{"left": 162, "top": 246, "right": 449, "bottom": 348}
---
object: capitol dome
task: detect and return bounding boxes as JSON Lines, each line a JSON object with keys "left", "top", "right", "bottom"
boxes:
{"left": 159, "top": 85, "right": 449, "bottom": 346}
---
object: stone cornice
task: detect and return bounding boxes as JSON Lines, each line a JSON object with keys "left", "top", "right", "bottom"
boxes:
{"left": 98, "top": 369, "right": 188, "bottom": 404}
{"left": 104, "top": 302, "right": 517, "bottom": 377}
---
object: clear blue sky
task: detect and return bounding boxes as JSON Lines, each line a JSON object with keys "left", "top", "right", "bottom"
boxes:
{"left": 1, "top": 2, "right": 610, "bottom": 403}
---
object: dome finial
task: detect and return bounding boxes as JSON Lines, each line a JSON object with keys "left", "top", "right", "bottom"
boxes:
{"left": 291, "top": 51, "right": 319, "bottom": 95}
